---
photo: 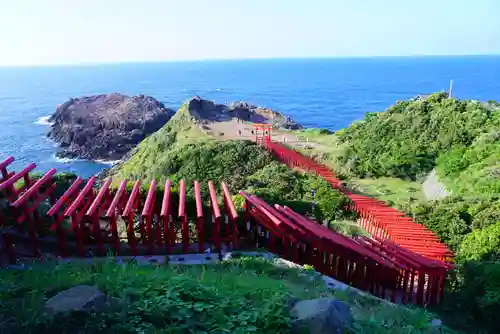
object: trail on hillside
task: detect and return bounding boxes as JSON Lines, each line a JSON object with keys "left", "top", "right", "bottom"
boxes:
{"left": 204, "top": 117, "right": 328, "bottom": 151}
{"left": 422, "top": 169, "right": 450, "bottom": 201}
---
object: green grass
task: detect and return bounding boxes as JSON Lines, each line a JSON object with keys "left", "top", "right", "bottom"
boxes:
{"left": 0, "top": 258, "right": 454, "bottom": 334}
{"left": 283, "top": 129, "right": 348, "bottom": 173}
{"left": 350, "top": 177, "right": 424, "bottom": 208}
{"left": 279, "top": 129, "right": 426, "bottom": 209}
{"left": 0, "top": 258, "right": 325, "bottom": 333}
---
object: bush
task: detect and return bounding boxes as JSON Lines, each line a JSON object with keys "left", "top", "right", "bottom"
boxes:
{"left": 448, "top": 260, "right": 500, "bottom": 333}
{"left": 458, "top": 222, "right": 500, "bottom": 262}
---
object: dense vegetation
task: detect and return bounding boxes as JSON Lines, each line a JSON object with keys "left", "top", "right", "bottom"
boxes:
{"left": 0, "top": 257, "right": 451, "bottom": 334}
{"left": 336, "top": 92, "right": 500, "bottom": 181}
{"left": 329, "top": 93, "right": 500, "bottom": 333}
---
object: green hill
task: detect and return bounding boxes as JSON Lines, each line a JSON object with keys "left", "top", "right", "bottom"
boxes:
{"left": 336, "top": 92, "right": 500, "bottom": 183}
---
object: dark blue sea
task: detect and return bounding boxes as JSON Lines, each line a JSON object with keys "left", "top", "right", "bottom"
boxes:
{"left": 0, "top": 56, "right": 499, "bottom": 177}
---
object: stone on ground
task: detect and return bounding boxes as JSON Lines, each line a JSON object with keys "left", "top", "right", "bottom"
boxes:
{"left": 291, "top": 297, "right": 353, "bottom": 334}
{"left": 44, "top": 285, "right": 121, "bottom": 315}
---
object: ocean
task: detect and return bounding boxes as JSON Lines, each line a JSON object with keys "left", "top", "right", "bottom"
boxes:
{"left": 0, "top": 56, "right": 499, "bottom": 178}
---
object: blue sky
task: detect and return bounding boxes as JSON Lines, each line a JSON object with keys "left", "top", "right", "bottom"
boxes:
{"left": 1, "top": 0, "right": 499, "bottom": 66}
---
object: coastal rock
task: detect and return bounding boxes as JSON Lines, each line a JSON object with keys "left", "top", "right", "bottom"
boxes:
{"left": 48, "top": 93, "right": 174, "bottom": 160}
{"left": 187, "top": 96, "right": 303, "bottom": 130}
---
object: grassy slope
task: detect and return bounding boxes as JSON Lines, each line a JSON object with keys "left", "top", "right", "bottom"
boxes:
{"left": 0, "top": 258, "right": 452, "bottom": 334}
{"left": 289, "top": 128, "right": 424, "bottom": 207}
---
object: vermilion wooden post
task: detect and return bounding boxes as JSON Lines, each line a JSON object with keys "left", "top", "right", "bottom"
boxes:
{"left": 86, "top": 178, "right": 112, "bottom": 256}
{"left": 105, "top": 179, "right": 128, "bottom": 255}
{"left": 416, "top": 271, "right": 426, "bottom": 305}
{"left": 208, "top": 181, "right": 221, "bottom": 252}
{"left": 51, "top": 202, "right": 68, "bottom": 258}
{"left": 178, "top": 179, "right": 189, "bottom": 253}
{"left": 142, "top": 180, "right": 157, "bottom": 254}
{"left": 194, "top": 181, "right": 204, "bottom": 253}
{"left": 123, "top": 180, "right": 141, "bottom": 256}
{"left": 160, "top": 180, "right": 172, "bottom": 253}
{"left": 401, "top": 269, "right": 409, "bottom": 304}
{"left": 64, "top": 177, "right": 97, "bottom": 256}
{"left": 72, "top": 212, "right": 84, "bottom": 256}
{"left": 243, "top": 200, "right": 251, "bottom": 247}
{"left": 222, "top": 182, "right": 239, "bottom": 249}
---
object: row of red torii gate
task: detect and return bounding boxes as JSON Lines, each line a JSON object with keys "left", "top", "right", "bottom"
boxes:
{"left": 0, "top": 132, "right": 453, "bottom": 307}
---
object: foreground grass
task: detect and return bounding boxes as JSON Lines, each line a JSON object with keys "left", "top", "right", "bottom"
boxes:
{"left": 0, "top": 258, "right": 325, "bottom": 333}
{"left": 0, "top": 258, "right": 454, "bottom": 333}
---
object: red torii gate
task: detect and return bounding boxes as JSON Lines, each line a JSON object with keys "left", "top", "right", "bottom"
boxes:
{"left": 0, "top": 156, "right": 239, "bottom": 261}
{"left": 240, "top": 191, "right": 451, "bottom": 306}
{"left": 0, "top": 154, "right": 453, "bottom": 306}
{"left": 251, "top": 123, "right": 272, "bottom": 145}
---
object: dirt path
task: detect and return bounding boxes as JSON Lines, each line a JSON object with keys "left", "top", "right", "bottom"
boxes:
{"left": 203, "top": 118, "right": 327, "bottom": 150}
{"left": 422, "top": 169, "right": 450, "bottom": 200}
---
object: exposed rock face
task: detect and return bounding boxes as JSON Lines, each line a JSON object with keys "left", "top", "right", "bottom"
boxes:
{"left": 187, "top": 96, "right": 303, "bottom": 130}
{"left": 48, "top": 93, "right": 174, "bottom": 160}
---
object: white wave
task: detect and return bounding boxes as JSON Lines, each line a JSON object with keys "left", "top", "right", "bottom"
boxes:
{"left": 35, "top": 115, "right": 53, "bottom": 126}
{"left": 53, "top": 154, "right": 121, "bottom": 165}
{"left": 52, "top": 154, "right": 85, "bottom": 163}
{"left": 95, "top": 159, "right": 122, "bottom": 166}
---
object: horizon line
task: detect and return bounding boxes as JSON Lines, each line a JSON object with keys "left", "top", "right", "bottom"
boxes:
{"left": 1, "top": 53, "right": 499, "bottom": 69}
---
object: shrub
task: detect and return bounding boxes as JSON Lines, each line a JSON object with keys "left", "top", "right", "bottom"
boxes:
{"left": 457, "top": 221, "right": 500, "bottom": 262}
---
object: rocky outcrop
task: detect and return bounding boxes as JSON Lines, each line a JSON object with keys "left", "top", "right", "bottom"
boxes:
{"left": 48, "top": 93, "right": 174, "bottom": 160}
{"left": 229, "top": 101, "right": 303, "bottom": 129}
{"left": 187, "top": 96, "right": 303, "bottom": 130}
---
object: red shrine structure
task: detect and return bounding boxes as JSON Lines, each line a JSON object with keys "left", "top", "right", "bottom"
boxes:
{"left": 251, "top": 123, "right": 272, "bottom": 145}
